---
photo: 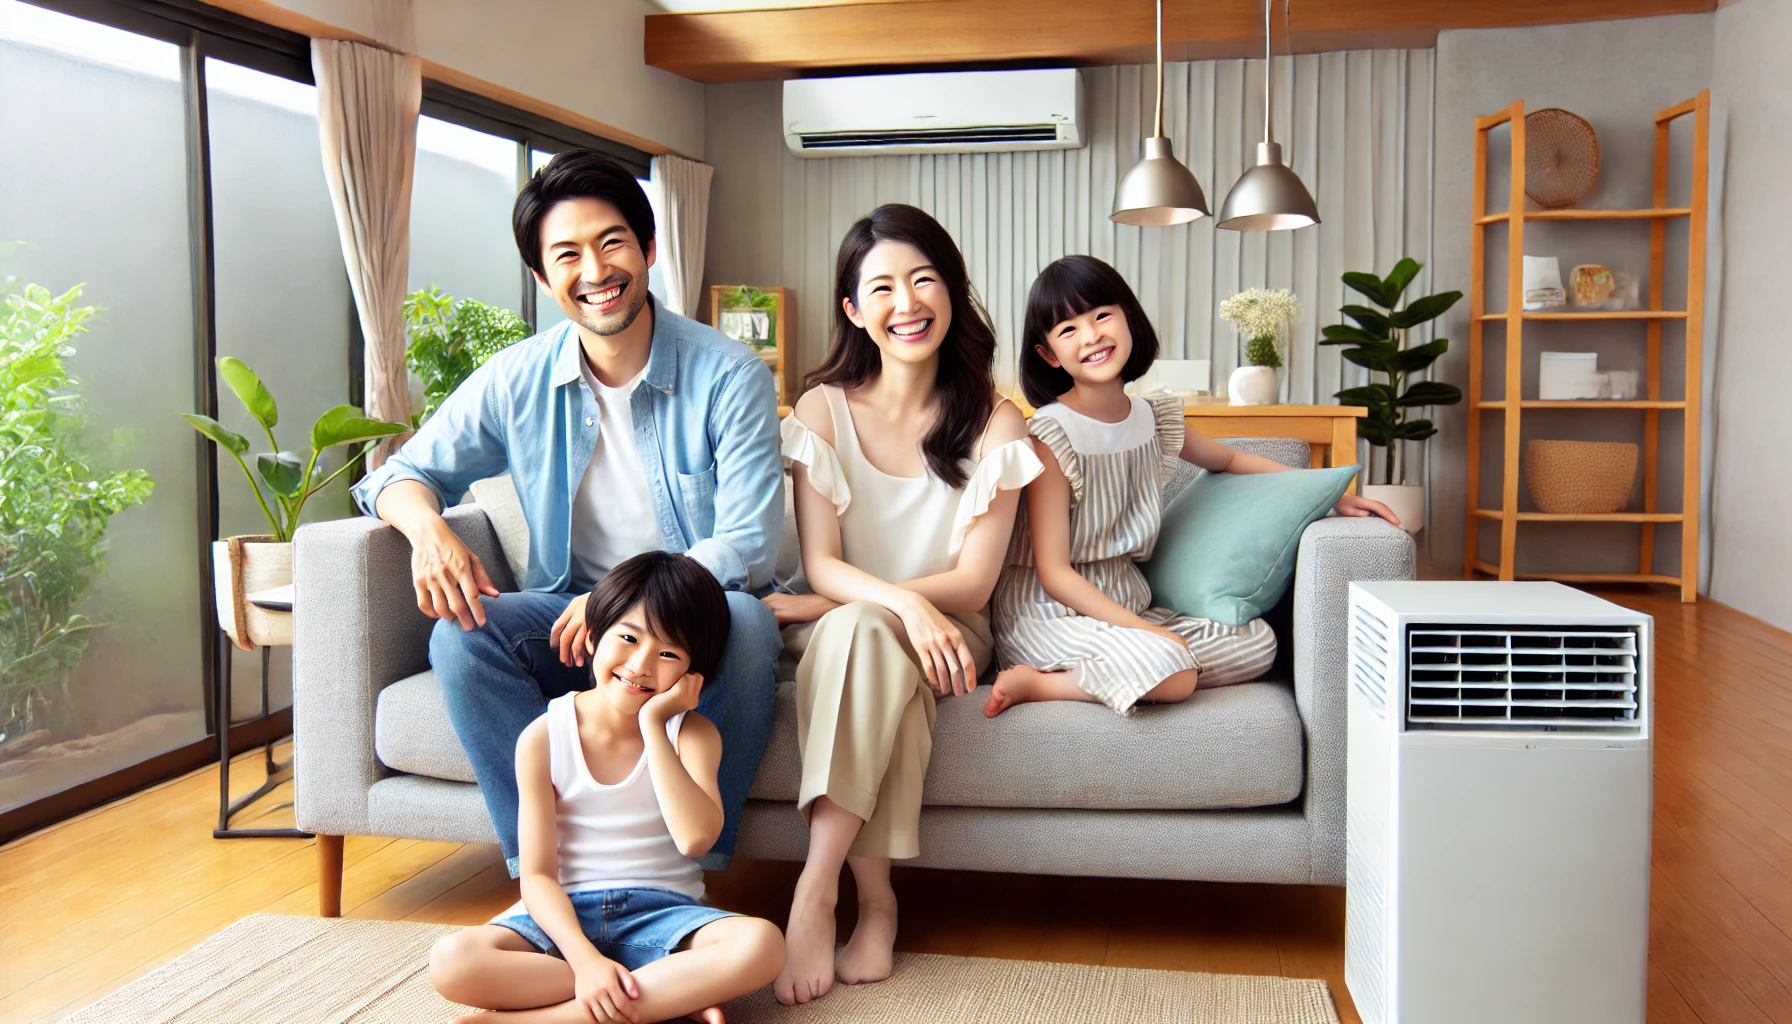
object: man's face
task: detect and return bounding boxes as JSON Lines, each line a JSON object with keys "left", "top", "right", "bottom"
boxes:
{"left": 535, "top": 197, "right": 656, "bottom": 337}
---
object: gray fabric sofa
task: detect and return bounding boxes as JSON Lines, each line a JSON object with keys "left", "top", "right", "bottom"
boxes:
{"left": 293, "top": 439, "right": 1414, "bottom": 914}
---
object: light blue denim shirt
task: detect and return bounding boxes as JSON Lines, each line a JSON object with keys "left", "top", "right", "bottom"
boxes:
{"left": 352, "top": 298, "right": 783, "bottom": 594}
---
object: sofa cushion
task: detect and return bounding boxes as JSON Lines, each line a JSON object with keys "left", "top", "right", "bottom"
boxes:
{"left": 748, "top": 675, "right": 1304, "bottom": 811}
{"left": 375, "top": 667, "right": 1304, "bottom": 811}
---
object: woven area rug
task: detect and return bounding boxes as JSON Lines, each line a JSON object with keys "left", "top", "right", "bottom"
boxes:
{"left": 62, "top": 914, "right": 1340, "bottom": 1024}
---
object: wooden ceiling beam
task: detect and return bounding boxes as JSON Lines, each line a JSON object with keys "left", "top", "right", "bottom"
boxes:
{"left": 645, "top": 0, "right": 1715, "bottom": 83}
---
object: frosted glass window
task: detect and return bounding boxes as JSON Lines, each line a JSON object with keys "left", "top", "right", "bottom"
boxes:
{"left": 0, "top": 0, "right": 203, "bottom": 811}
{"left": 207, "top": 58, "right": 353, "bottom": 717}
{"left": 412, "top": 115, "right": 526, "bottom": 317}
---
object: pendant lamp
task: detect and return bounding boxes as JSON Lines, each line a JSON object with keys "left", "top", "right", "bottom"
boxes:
{"left": 1112, "top": 0, "right": 1208, "bottom": 226}
{"left": 1217, "top": 0, "right": 1319, "bottom": 231}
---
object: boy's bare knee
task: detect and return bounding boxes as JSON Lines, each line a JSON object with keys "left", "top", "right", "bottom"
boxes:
{"left": 428, "top": 932, "right": 478, "bottom": 1000}
{"left": 738, "top": 917, "right": 787, "bottom": 981}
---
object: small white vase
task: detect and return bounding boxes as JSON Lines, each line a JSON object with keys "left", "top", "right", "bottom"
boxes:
{"left": 1361, "top": 484, "right": 1426, "bottom": 536}
{"left": 1227, "top": 365, "right": 1279, "bottom": 406}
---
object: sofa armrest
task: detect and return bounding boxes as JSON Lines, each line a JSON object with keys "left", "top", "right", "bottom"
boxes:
{"left": 292, "top": 504, "right": 507, "bottom": 836}
{"left": 1291, "top": 516, "right": 1415, "bottom": 884}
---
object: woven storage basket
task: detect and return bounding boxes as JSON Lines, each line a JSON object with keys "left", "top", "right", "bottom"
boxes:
{"left": 1523, "top": 440, "right": 1637, "bottom": 514}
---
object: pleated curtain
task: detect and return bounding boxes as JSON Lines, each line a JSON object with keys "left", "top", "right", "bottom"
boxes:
{"left": 650, "top": 154, "right": 716, "bottom": 319}
{"left": 312, "top": 39, "right": 422, "bottom": 463}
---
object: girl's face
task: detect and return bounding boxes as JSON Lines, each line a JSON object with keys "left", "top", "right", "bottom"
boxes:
{"left": 1036, "top": 304, "right": 1133, "bottom": 387}
{"left": 588, "top": 603, "right": 694, "bottom": 714}
{"left": 843, "top": 240, "right": 955, "bottom": 368}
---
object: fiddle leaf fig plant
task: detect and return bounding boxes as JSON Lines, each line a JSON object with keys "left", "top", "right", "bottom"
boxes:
{"left": 184, "top": 357, "right": 408, "bottom": 542}
{"left": 1318, "top": 258, "right": 1463, "bottom": 486}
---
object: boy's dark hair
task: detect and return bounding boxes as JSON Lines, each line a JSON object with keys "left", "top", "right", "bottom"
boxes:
{"left": 1018, "top": 255, "right": 1160, "bottom": 409}
{"left": 512, "top": 149, "right": 656, "bottom": 278}
{"left": 583, "top": 551, "right": 730, "bottom": 682}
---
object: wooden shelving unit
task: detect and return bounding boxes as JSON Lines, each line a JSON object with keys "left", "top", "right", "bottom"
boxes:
{"left": 1464, "top": 92, "right": 1708, "bottom": 602}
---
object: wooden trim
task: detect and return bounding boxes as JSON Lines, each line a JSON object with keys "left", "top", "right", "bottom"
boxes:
{"left": 1465, "top": 112, "right": 1490, "bottom": 579}
{"left": 1475, "top": 311, "right": 1688, "bottom": 320}
{"left": 1682, "top": 91, "right": 1710, "bottom": 602}
{"left": 1473, "top": 510, "right": 1686, "bottom": 522}
{"left": 1476, "top": 400, "right": 1686, "bottom": 410}
{"left": 1475, "top": 207, "right": 1690, "bottom": 223}
{"left": 419, "top": 60, "right": 675, "bottom": 158}
{"left": 1500, "top": 102, "right": 1526, "bottom": 582}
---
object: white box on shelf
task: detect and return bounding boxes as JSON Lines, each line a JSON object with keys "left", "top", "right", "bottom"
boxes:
{"left": 1539, "top": 351, "right": 1599, "bottom": 400}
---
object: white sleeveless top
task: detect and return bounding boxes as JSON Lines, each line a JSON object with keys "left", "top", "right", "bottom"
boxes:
{"left": 541, "top": 692, "right": 705, "bottom": 901}
{"left": 781, "top": 385, "right": 1043, "bottom": 583}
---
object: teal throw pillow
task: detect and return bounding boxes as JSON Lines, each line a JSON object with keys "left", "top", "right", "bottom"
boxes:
{"left": 1142, "top": 464, "right": 1360, "bottom": 626}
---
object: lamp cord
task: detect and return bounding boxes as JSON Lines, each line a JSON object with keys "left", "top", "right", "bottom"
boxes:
{"left": 1154, "top": 0, "right": 1165, "bottom": 137}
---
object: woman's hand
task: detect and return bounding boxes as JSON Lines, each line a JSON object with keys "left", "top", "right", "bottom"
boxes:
{"left": 762, "top": 591, "right": 841, "bottom": 626}
{"left": 570, "top": 952, "right": 640, "bottom": 1023}
{"left": 1334, "top": 493, "right": 1401, "bottom": 526}
{"left": 1139, "top": 622, "right": 1191, "bottom": 651}
{"left": 895, "top": 594, "right": 977, "bottom": 697}
{"left": 549, "top": 593, "right": 592, "bottom": 667}
{"left": 641, "top": 672, "right": 704, "bottom": 727}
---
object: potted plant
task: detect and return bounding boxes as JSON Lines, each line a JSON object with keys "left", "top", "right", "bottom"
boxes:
{"left": 1, "top": 279, "right": 154, "bottom": 748}
{"left": 1319, "top": 258, "right": 1463, "bottom": 535}
{"left": 404, "top": 287, "right": 532, "bottom": 427}
{"left": 1219, "top": 288, "right": 1298, "bottom": 406}
{"left": 184, "top": 358, "right": 407, "bottom": 648}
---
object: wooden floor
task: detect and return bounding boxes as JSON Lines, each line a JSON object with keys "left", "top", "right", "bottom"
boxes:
{"left": 3, "top": 586, "right": 1790, "bottom": 1024}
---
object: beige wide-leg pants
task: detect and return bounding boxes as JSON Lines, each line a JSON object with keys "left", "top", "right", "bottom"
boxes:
{"left": 780, "top": 601, "right": 994, "bottom": 860}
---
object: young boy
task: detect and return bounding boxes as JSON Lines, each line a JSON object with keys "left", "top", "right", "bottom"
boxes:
{"left": 429, "top": 552, "right": 785, "bottom": 1024}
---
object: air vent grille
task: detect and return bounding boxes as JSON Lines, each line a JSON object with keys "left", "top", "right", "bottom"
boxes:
{"left": 1350, "top": 604, "right": 1394, "bottom": 715}
{"left": 1405, "top": 625, "right": 1640, "bottom": 731}
{"left": 797, "top": 125, "right": 1061, "bottom": 149}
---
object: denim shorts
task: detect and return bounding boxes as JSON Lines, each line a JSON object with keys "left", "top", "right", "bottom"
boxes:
{"left": 491, "top": 887, "right": 738, "bottom": 971}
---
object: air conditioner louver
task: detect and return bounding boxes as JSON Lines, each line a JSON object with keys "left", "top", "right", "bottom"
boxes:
{"left": 1405, "top": 625, "right": 1640, "bottom": 731}
{"left": 1350, "top": 604, "right": 1395, "bottom": 715}
{"left": 797, "top": 126, "right": 1062, "bottom": 150}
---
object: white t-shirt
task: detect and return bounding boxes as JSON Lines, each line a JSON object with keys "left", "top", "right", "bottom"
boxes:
{"left": 569, "top": 358, "right": 665, "bottom": 588}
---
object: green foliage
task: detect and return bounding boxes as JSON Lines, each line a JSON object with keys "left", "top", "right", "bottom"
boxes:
{"left": 184, "top": 361, "right": 407, "bottom": 543}
{"left": 1318, "top": 258, "right": 1463, "bottom": 486}
{"left": 403, "top": 287, "right": 533, "bottom": 425}
{"left": 1243, "top": 334, "right": 1283, "bottom": 369}
{"left": 718, "top": 286, "right": 779, "bottom": 349}
{"left": 0, "top": 280, "right": 154, "bottom": 735}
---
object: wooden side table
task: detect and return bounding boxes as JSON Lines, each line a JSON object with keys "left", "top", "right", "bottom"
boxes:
{"left": 1181, "top": 398, "right": 1367, "bottom": 489}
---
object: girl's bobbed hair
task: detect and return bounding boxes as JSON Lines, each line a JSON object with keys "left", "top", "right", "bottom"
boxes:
{"left": 1018, "top": 255, "right": 1159, "bottom": 409}
{"left": 805, "top": 204, "right": 997, "bottom": 488}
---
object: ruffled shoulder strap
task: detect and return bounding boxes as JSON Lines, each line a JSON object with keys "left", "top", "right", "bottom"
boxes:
{"left": 1146, "top": 391, "right": 1187, "bottom": 486}
{"left": 780, "top": 413, "right": 851, "bottom": 515}
{"left": 948, "top": 438, "right": 1044, "bottom": 554}
{"left": 1027, "top": 411, "right": 1083, "bottom": 507}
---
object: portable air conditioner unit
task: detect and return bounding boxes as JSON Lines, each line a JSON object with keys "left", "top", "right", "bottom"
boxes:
{"left": 1346, "top": 581, "right": 1652, "bottom": 1024}
{"left": 783, "top": 69, "right": 1084, "bottom": 158}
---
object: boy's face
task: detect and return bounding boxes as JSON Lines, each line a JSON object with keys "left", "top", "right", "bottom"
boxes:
{"left": 588, "top": 602, "right": 694, "bottom": 714}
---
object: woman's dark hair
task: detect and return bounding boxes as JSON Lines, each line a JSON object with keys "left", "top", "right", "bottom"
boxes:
{"left": 805, "top": 204, "right": 997, "bottom": 488}
{"left": 513, "top": 149, "right": 656, "bottom": 278}
{"left": 583, "top": 551, "right": 730, "bottom": 682}
{"left": 1018, "top": 255, "right": 1160, "bottom": 409}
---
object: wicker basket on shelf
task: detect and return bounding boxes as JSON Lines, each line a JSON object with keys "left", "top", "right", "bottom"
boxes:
{"left": 1523, "top": 440, "right": 1638, "bottom": 514}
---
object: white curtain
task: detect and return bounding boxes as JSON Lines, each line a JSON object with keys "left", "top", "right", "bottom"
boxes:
{"left": 649, "top": 153, "right": 715, "bottom": 318}
{"left": 312, "top": 39, "right": 422, "bottom": 462}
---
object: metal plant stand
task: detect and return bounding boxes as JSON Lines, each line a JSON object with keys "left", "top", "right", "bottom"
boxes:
{"left": 214, "top": 628, "right": 311, "bottom": 840}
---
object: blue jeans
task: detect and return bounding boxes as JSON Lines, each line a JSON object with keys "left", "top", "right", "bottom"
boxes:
{"left": 431, "top": 589, "right": 779, "bottom": 874}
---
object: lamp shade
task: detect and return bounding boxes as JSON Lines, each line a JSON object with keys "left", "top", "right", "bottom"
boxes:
{"left": 1217, "top": 142, "right": 1320, "bottom": 231}
{"left": 1112, "top": 136, "right": 1210, "bottom": 226}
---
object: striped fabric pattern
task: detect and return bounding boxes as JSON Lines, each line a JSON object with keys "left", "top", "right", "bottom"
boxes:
{"left": 995, "top": 393, "right": 1277, "bottom": 715}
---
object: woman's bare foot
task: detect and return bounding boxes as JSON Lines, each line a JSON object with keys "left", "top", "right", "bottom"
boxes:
{"left": 774, "top": 877, "right": 837, "bottom": 1005}
{"left": 835, "top": 891, "right": 898, "bottom": 984}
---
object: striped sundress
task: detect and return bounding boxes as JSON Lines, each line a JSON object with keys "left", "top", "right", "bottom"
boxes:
{"left": 992, "top": 392, "right": 1277, "bottom": 716}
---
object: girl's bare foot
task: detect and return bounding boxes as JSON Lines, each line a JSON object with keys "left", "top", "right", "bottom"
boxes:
{"left": 835, "top": 891, "right": 898, "bottom": 984}
{"left": 692, "top": 1007, "right": 726, "bottom": 1024}
{"left": 986, "top": 665, "right": 1103, "bottom": 717}
{"left": 774, "top": 878, "right": 837, "bottom": 1005}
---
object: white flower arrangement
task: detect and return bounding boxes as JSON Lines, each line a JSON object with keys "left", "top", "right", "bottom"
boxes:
{"left": 1219, "top": 288, "right": 1300, "bottom": 369}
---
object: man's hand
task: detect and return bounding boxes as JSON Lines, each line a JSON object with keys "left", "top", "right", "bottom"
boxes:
{"left": 409, "top": 518, "right": 500, "bottom": 630}
{"left": 642, "top": 672, "right": 704, "bottom": 727}
{"left": 550, "top": 593, "right": 592, "bottom": 667}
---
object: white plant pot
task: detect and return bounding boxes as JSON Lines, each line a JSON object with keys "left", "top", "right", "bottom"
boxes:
{"left": 1228, "top": 365, "right": 1279, "bottom": 406}
{"left": 212, "top": 537, "right": 293, "bottom": 649}
{"left": 1361, "top": 484, "right": 1426, "bottom": 536}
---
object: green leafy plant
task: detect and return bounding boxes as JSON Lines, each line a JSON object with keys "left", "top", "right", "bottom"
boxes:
{"left": 718, "top": 286, "right": 779, "bottom": 351}
{"left": 184, "top": 359, "right": 408, "bottom": 542}
{"left": 0, "top": 279, "right": 154, "bottom": 737}
{"left": 403, "top": 287, "right": 532, "bottom": 426}
{"left": 1319, "top": 258, "right": 1464, "bottom": 486}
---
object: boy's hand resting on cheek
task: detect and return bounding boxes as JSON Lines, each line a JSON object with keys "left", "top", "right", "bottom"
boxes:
{"left": 571, "top": 951, "right": 639, "bottom": 1023}
{"left": 1334, "top": 493, "right": 1401, "bottom": 527}
{"left": 641, "top": 672, "right": 704, "bottom": 726}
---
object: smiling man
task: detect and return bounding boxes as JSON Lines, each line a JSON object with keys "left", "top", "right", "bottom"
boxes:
{"left": 351, "top": 149, "right": 783, "bottom": 875}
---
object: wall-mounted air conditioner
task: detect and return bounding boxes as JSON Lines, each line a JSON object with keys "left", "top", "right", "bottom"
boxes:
{"left": 783, "top": 69, "right": 1084, "bottom": 158}
{"left": 1346, "top": 581, "right": 1652, "bottom": 1024}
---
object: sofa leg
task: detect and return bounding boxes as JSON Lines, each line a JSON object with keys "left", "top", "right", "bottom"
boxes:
{"left": 318, "top": 834, "right": 344, "bottom": 917}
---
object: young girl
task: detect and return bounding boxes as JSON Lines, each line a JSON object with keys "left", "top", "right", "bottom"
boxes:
{"left": 428, "top": 551, "right": 785, "bottom": 1024}
{"left": 986, "top": 255, "right": 1398, "bottom": 719}
{"left": 763, "top": 204, "right": 1041, "bottom": 1005}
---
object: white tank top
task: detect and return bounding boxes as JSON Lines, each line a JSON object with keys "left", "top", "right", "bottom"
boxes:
{"left": 543, "top": 692, "right": 706, "bottom": 901}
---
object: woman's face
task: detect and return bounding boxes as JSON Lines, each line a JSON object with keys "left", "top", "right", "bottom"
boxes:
{"left": 1037, "top": 304, "right": 1134, "bottom": 387}
{"left": 843, "top": 240, "right": 955, "bottom": 369}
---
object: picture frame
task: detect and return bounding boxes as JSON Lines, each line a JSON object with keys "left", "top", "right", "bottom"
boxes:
{"left": 709, "top": 285, "right": 791, "bottom": 406}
